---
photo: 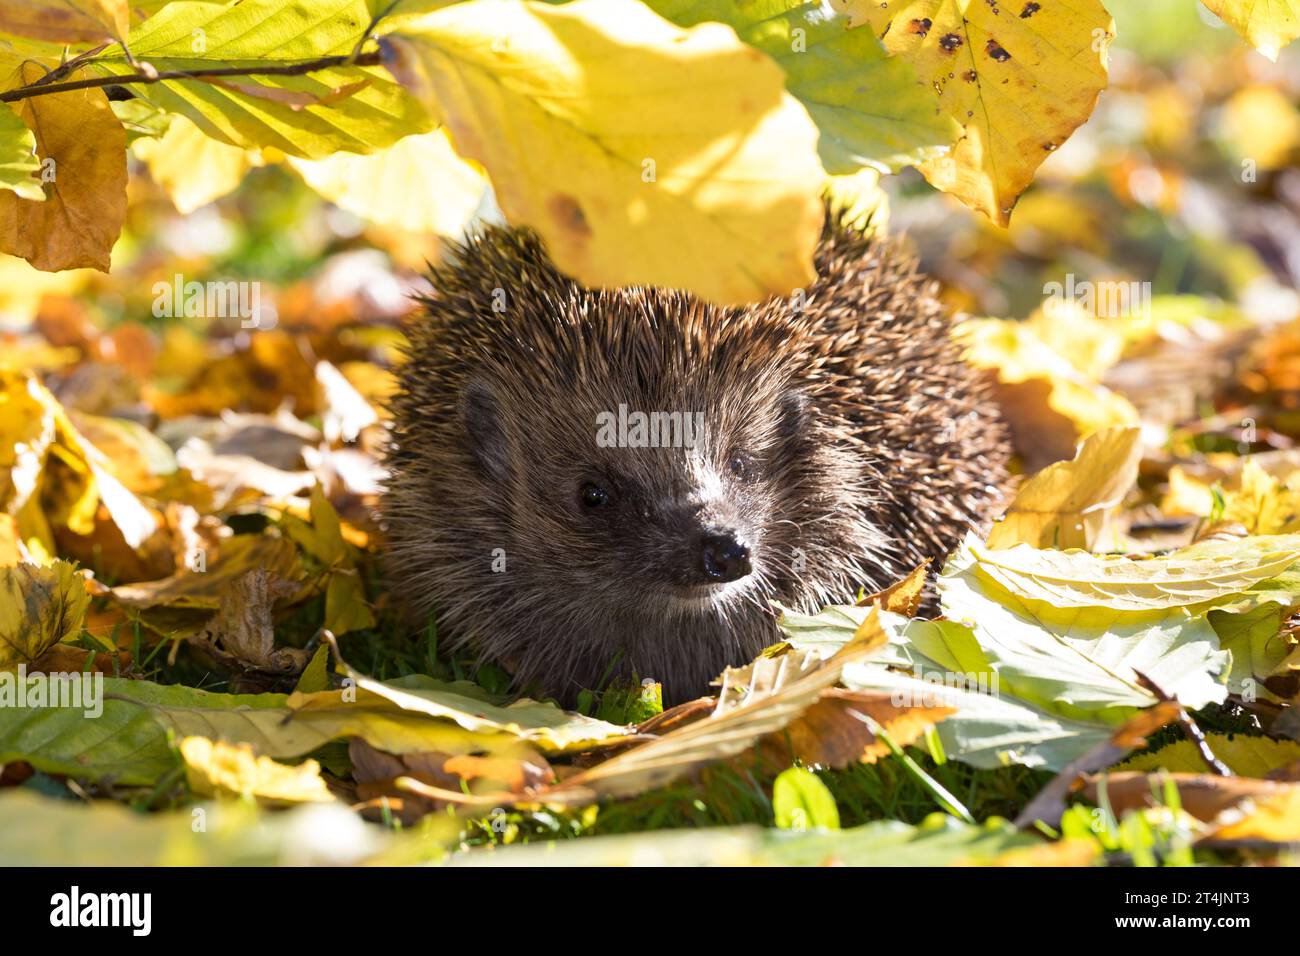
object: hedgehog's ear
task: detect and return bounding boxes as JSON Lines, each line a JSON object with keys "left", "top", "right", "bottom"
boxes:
{"left": 460, "top": 378, "right": 509, "bottom": 483}
{"left": 777, "top": 389, "right": 812, "bottom": 444}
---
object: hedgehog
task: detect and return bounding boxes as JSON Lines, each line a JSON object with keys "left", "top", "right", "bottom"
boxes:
{"left": 384, "top": 211, "right": 1013, "bottom": 704}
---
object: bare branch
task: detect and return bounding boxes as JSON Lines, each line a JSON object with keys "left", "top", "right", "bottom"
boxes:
{"left": 0, "top": 49, "right": 384, "bottom": 103}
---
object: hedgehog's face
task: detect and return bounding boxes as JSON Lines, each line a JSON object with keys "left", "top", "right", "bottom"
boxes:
{"left": 460, "top": 373, "right": 812, "bottom": 612}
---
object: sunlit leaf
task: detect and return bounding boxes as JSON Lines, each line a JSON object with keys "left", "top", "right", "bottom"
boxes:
{"left": 0, "top": 101, "right": 42, "bottom": 200}
{"left": 382, "top": 0, "right": 824, "bottom": 304}
{"left": 646, "top": 0, "right": 957, "bottom": 174}
{"left": 835, "top": 0, "right": 1113, "bottom": 224}
{"left": 289, "top": 128, "right": 486, "bottom": 235}
{"left": 92, "top": 0, "right": 432, "bottom": 158}
{"left": 1201, "top": 0, "right": 1300, "bottom": 60}
{"left": 986, "top": 426, "right": 1142, "bottom": 551}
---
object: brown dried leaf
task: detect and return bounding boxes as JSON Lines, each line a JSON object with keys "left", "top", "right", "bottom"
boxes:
{"left": 1083, "top": 771, "right": 1293, "bottom": 823}
{"left": 759, "top": 687, "right": 953, "bottom": 770}
{"left": 0, "top": 63, "right": 127, "bottom": 271}
{"left": 858, "top": 561, "right": 929, "bottom": 616}
{"left": 191, "top": 567, "right": 309, "bottom": 676}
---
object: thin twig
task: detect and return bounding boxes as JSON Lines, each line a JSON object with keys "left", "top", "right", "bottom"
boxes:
{"left": 1134, "top": 669, "right": 1233, "bottom": 776}
{"left": 0, "top": 49, "right": 384, "bottom": 103}
{"left": 28, "top": 42, "right": 111, "bottom": 88}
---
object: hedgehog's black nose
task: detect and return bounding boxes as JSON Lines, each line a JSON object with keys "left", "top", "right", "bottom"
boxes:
{"left": 700, "top": 533, "right": 752, "bottom": 583}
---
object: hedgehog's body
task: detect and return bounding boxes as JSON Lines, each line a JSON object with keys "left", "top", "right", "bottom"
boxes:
{"left": 385, "top": 215, "right": 1012, "bottom": 703}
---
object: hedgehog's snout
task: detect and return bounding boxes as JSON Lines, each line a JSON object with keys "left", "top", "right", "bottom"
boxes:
{"left": 699, "top": 531, "right": 752, "bottom": 584}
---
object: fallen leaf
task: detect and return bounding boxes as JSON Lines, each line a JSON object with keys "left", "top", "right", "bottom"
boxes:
{"left": 858, "top": 561, "right": 930, "bottom": 616}
{"left": 1118, "top": 733, "right": 1300, "bottom": 777}
{"left": 1084, "top": 771, "right": 1293, "bottom": 824}
{"left": 180, "top": 736, "right": 333, "bottom": 806}
{"left": 0, "top": 561, "right": 89, "bottom": 670}
{"left": 191, "top": 568, "right": 311, "bottom": 679}
{"left": 987, "top": 426, "right": 1142, "bottom": 550}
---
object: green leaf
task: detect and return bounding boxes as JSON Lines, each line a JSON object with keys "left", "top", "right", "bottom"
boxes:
{"left": 0, "top": 101, "right": 42, "bottom": 200}
{"left": 644, "top": 0, "right": 957, "bottom": 174}
{"left": 1209, "top": 603, "right": 1290, "bottom": 703}
{"left": 0, "top": 682, "right": 179, "bottom": 786}
{"left": 841, "top": 663, "right": 1110, "bottom": 771}
{"left": 0, "top": 672, "right": 621, "bottom": 790}
{"left": 92, "top": 0, "right": 431, "bottom": 158}
{"left": 1117, "top": 732, "right": 1300, "bottom": 777}
{"left": 773, "top": 766, "right": 840, "bottom": 830}
{"left": 942, "top": 543, "right": 1232, "bottom": 723}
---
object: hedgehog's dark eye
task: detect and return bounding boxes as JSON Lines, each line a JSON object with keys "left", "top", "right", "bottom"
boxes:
{"left": 579, "top": 482, "right": 611, "bottom": 509}
{"left": 728, "top": 453, "right": 755, "bottom": 481}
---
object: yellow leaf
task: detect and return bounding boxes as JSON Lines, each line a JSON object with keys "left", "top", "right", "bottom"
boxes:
{"left": 180, "top": 736, "right": 334, "bottom": 806}
{"left": 382, "top": 0, "right": 824, "bottom": 304}
{"left": 1119, "top": 734, "right": 1300, "bottom": 777}
{"left": 824, "top": 167, "right": 889, "bottom": 238}
{"left": 987, "top": 425, "right": 1141, "bottom": 550}
{"left": 0, "top": 0, "right": 128, "bottom": 43}
{"left": 0, "top": 369, "right": 156, "bottom": 553}
{"left": 1224, "top": 459, "right": 1300, "bottom": 535}
{"left": 289, "top": 128, "right": 486, "bottom": 235}
{"left": 325, "top": 568, "right": 376, "bottom": 635}
{"left": 133, "top": 115, "right": 258, "bottom": 214}
{"left": 1202, "top": 0, "right": 1300, "bottom": 60}
{"left": 0, "top": 560, "right": 90, "bottom": 670}
{"left": 0, "top": 62, "right": 127, "bottom": 272}
{"left": 955, "top": 316, "right": 1138, "bottom": 469}
{"left": 836, "top": 0, "right": 1112, "bottom": 225}
{"left": 1203, "top": 786, "right": 1300, "bottom": 844}
{"left": 0, "top": 515, "right": 18, "bottom": 567}
{"left": 1025, "top": 300, "right": 1128, "bottom": 381}
{"left": 965, "top": 535, "right": 1300, "bottom": 612}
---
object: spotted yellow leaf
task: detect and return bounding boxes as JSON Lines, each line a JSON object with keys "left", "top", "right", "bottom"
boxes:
{"left": 836, "top": 0, "right": 1113, "bottom": 225}
{"left": 381, "top": 0, "right": 824, "bottom": 304}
